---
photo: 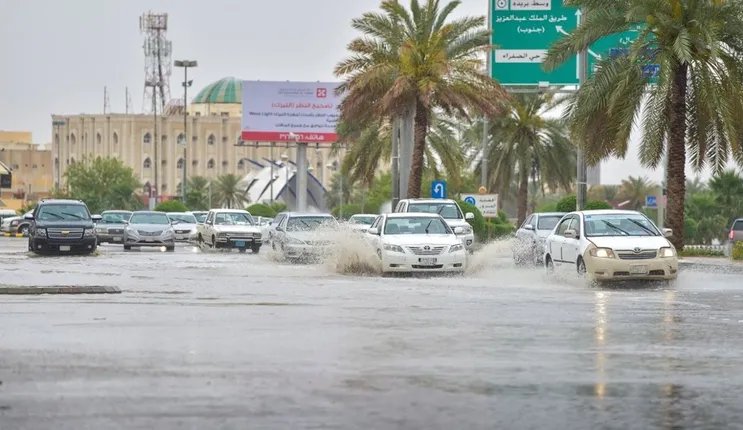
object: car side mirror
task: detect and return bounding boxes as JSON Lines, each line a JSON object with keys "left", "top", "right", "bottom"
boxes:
{"left": 453, "top": 226, "right": 464, "bottom": 234}
{"left": 276, "top": 226, "right": 283, "bottom": 231}
{"left": 367, "top": 227, "right": 379, "bottom": 235}
{"left": 91, "top": 215, "right": 102, "bottom": 221}
{"left": 465, "top": 212, "right": 474, "bottom": 220}
{"left": 24, "top": 213, "right": 34, "bottom": 220}
{"left": 123, "top": 220, "right": 129, "bottom": 225}
{"left": 662, "top": 228, "right": 673, "bottom": 238}
{"left": 523, "top": 224, "right": 534, "bottom": 231}
{"left": 564, "top": 229, "right": 577, "bottom": 239}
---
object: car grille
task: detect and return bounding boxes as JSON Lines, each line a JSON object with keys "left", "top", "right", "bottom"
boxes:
{"left": 108, "top": 229, "right": 124, "bottom": 234}
{"left": 308, "top": 240, "right": 331, "bottom": 246}
{"left": 47, "top": 228, "right": 84, "bottom": 239}
{"left": 137, "top": 230, "right": 162, "bottom": 236}
{"left": 617, "top": 250, "right": 657, "bottom": 260}
{"left": 226, "top": 232, "right": 259, "bottom": 239}
{"left": 176, "top": 229, "right": 190, "bottom": 234}
{"left": 407, "top": 246, "right": 445, "bottom": 256}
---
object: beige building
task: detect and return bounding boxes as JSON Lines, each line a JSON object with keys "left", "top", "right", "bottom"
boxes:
{"left": 0, "top": 131, "right": 54, "bottom": 201}
{"left": 52, "top": 77, "right": 338, "bottom": 197}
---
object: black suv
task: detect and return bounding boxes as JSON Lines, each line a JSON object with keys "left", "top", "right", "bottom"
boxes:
{"left": 26, "top": 199, "right": 102, "bottom": 254}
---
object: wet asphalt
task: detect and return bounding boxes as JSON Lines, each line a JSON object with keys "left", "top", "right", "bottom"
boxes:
{"left": 1, "top": 236, "right": 743, "bottom": 430}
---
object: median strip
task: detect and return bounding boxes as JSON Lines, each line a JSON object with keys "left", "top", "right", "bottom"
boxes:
{"left": 0, "top": 286, "right": 121, "bottom": 295}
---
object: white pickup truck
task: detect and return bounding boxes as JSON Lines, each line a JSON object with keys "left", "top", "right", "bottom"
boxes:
{"left": 394, "top": 198, "right": 475, "bottom": 251}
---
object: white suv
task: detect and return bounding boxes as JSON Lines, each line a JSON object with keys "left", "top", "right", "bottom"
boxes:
{"left": 394, "top": 199, "right": 475, "bottom": 251}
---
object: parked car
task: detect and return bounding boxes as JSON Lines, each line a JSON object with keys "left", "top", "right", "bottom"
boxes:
{"left": 26, "top": 199, "right": 101, "bottom": 254}
{"left": 543, "top": 210, "right": 678, "bottom": 283}
{"left": 1, "top": 210, "right": 33, "bottom": 235}
{"left": 346, "top": 214, "right": 377, "bottom": 233}
{"left": 167, "top": 212, "right": 199, "bottom": 242}
{"left": 513, "top": 212, "right": 567, "bottom": 265}
{"left": 365, "top": 213, "right": 467, "bottom": 274}
{"left": 271, "top": 212, "right": 339, "bottom": 262}
{"left": 188, "top": 211, "right": 209, "bottom": 224}
{"left": 394, "top": 198, "right": 475, "bottom": 252}
{"left": 728, "top": 218, "right": 743, "bottom": 244}
{"left": 95, "top": 210, "right": 133, "bottom": 244}
{"left": 196, "top": 209, "right": 262, "bottom": 253}
{"left": 123, "top": 211, "right": 175, "bottom": 251}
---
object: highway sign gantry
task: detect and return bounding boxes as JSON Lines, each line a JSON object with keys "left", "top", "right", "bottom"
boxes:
{"left": 491, "top": 0, "right": 645, "bottom": 86}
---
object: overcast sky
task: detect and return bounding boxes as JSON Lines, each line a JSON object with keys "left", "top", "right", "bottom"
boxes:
{"left": 0, "top": 0, "right": 732, "bottom": 185}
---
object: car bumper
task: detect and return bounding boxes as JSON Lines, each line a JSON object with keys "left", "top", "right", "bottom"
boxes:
{"left": 174, "top": 232, "right": 195, "bottom": 242}
{"left": 584, "top": 254, "right": 679, "bottom": 281}
{"left": 215, "top": 237, "right": 262, "bottom": 249}
{"left": 31, "top": 236, "right": 97, "bottom": 253}
{"left": 382, "top": 250, "right": 467, "bottom": 273}
{"left": 125, "top": 236, "right": 175, "bottom": 247}
{"left": 457, "top": 233, "right": 475, "bottom": 249}
{"left": 284, "top": 244, "right": 330, "bottom": 259}
{"left": 96, "top": 233, "right": 124, "bottom": 243}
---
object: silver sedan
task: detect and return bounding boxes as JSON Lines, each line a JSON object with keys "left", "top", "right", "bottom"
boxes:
{"left": 123, "top": 211, "right": 176, "bottom": 251}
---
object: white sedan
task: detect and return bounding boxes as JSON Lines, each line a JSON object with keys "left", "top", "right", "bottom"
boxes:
{"left": 365, "top": 213, "right": 467, "bottom": 274}
{"left": 543, "top": 210, "right": 678, "bottom": 282}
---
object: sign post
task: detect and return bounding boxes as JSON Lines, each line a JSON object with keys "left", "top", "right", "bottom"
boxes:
{"left": 645, "top": 195, "right": 657, "bottom": 209}
{"left": 431, "top": 180, "right": 447, "bottom": 199}
{"left": 462, "top": 194, "right": 499, "bottom": 218}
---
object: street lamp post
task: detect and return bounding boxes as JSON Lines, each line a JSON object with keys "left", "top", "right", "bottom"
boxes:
{"left": 174, "top": 60, "right": 198, "bottom": 202}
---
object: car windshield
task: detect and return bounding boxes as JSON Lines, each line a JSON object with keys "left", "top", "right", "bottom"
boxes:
{"left": 537, "top": 215, "right": 562, "bottom": 230}
{"left": 286, "top": 216, "right": 337, "bottom": 231}
{"left": 36, "top": 204, "right": 91, "bottom": 221}
{"left": 214, "top": 212, "right": 254, "bottom": 225}
{"left": 350, "top": 216, "right": 376, "bottom": 225}
{"left": 129, "top": 213, "right": 170, "bottom": 225}
{"left": 168, "top": 213, "right": 197, "bottom": 224}
{"left": 584, "top": 213, "right": 660, "bottom": 237}
{"left": 733, "top": 220, "right": 743, "bottom": 231}
{"left": 407, "top": 203, "right": 462, "bottom": 220}
{"left": 192, "top": 212, "right": 208, "bottom": 223}
{"left": 384, "top": 217, "right": 452, "bottom": 235}
{"left": 100, "top": 212, "right": 132, "bottom": 224}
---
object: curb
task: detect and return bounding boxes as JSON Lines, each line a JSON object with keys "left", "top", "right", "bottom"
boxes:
{"left": 2, "top": 233, "right": 26, "bottom": 238}
{"left": 678, "top": 261, "right": 743, "bottom": 274}
{"left": 0, "top": 286, "right": 121, "bottom": 295}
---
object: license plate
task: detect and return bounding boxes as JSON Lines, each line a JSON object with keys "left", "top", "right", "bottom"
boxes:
{"left": 630, "top": 264, "right": 648, "bottom": 274}
{"left": 59, "top": 246, "right": 71, "bottom": 252}
{"left": 419, "top": 258, "right": 437, "bottom": 266}
{"left": 145, "top": 238, "right": 154, "bottom": 242}
{"left": 113, "top": 237, "right": 121, "bottom": 242}
{"left": 235, "top": 241, "right": 245, "bottom": 247}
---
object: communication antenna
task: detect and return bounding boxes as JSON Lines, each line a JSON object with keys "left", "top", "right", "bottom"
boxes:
{"left": 103, "top": 86, "right": 110, "bottom": 114}
{"left": 139, "top": 12, "right": 172, "bottom": 114}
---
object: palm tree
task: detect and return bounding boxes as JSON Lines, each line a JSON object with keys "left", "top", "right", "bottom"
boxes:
{"left": 212, "top": 174, "right": 249, "bottom": 209}
{"left": 185, "top": 176, "right": 210, "bottom": 210}
{"left": 463, "top": 93, "right": 576, "bottom": 225}
{"left": 618, "top": 176, "right": 658, "bottom": 210}
{"left": 588, "top": 185, "right": 619, "bottom": 203}
{"left": 685, "top": 177, "right": 707, "bottom": 198}
{"left": 544, "top": 0, "right": 743, "bottom": 249}
{"left": 708, "top": 169, "right": 743, "bottom": 225}
{"left": 334, "top": 0, "right": 507, "bottom": 198}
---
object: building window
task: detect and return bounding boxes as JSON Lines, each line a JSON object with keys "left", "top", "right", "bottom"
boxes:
{"left": 70, "top": 157, "right": 76, "bottom": 165}
{"left": 237, "top": 159, "right": 245, "bottom": 169}
{"left": 96, "top": 133, "right": 102, "bottom": 145}
{"left": 207, "top": 134, "right": 215, "bottom": 145}
{"left": 177, "top": 158, "right": 184, "bottom": 169}
{"left": 113, "top": 132, "right": 119, "bottom": 145}
{"left": 207, "top": 159, "right": 215, "bottom": 169}
{"left": 222, "top": 160, "right": 228, "bottom": 170}
{"left": 55, "top": 133, "right": 59, "bottom": 145}
{"left": 192, "top": 159, "right": 198, "bottom": 167}
{"left": 143, "top": 182, "right": 152, "bottom": 195}
{"left": 32, "top": 164, "right": 38, "bottom": 169}
{"left": 143, "top": 133, "right": 152, "bottom": 144}
{"left": 161, "top": 159, "right": 167, "bottom": 166}
{"left": 161, "top": 184, "right": 167, "bottom": 192}
{"left": 70, "top": 133, "right": 76, "bottom": 145}
{"left": 177, "top": 133, "right": 185, "bottom": 145}
{"left": 176, "top": 182, "right": 183, "bottom": 194}
{"left": 55, "top": 158, "right": 59, "bottom": 166}
{"left": 143, "top": 157, "right": 152, "bottom": 169}
{"left": 84, "top": 132, "right": 88, "bottom": 143}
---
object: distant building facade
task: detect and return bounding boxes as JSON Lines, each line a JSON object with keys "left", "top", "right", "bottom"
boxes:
{"left": 0, "top": 131, "right": 53, "bottom": 201}
{"left": 51, "top": 77, "right": 337, "bottom": 198}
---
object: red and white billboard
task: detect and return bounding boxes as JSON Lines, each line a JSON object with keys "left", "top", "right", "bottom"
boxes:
{"left": 241, "top": 81, "right": 341, "bottom": 143}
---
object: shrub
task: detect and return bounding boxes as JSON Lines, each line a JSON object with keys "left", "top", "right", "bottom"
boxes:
{"left": 536, "top": 203, "right": 557, "bottom": 212}
{"left": 684, "top": 217, "right": 698, "bottom": 243}
{"left": 245, "top": 203, "right": 276, "bottom": 218}
{"left": 332, "top": 203, "right": 363, "bottom": 219}
{"left": 584, "top": 200, "right": 613, "bottom": 210}
{"left": 733, "top": 241, "right": 743, "bottom": 261}
{"left": 556, "top": 194, "right": 612, "bottom": 212}
{"left": 457, "top": 200, "right": 487, "bottom": 240}
{"left": 155, "top": 199, "right": 188, "bottom": 212}
{"left": 678, "top": 248, "right": 725, "bottom": 257}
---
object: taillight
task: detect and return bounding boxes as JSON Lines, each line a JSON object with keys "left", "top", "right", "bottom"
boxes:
{"left": 730, "top": 230, "right": 735, "bottom": 240}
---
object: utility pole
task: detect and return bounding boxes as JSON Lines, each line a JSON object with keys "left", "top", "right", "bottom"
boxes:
{"left": 391, "top": 118, "right": 400, "bottom": 209}
{"left": 174, "top": 60, "right": 198, "bottom": 202}
{"left": 576, "top": 9, "right": 588, "bottom": 210}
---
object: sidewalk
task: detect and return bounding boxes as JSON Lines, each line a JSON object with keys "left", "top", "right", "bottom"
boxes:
{"left": 678, "top": 256, "right": 743, "bottom": 273}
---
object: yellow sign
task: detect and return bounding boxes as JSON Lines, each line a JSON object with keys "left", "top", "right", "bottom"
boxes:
{"left": 478, "top": 186, "right": 487, "bottom": 195}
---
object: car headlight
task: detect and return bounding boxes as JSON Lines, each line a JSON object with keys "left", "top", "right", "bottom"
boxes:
{"left": 84, "top": 229, "right": 96, "bottom": 237}
{"left": 659, "top": 246, "right": 676, "bottom": 258}
{"left": 217, "top": 232, "right": 227, "bottom": 238}
{"left": 10, "top": 220, "right": 18, "bottom": 226}
{"left": 457, "top": 226, "right": 472, "bottom": 234}
{"left": 253, "top": 232, "right": 261, "bottom": 238}
{"left": 589, "top": 247, "right": 615, "bottom": 258}
{"left": 383, "top": 243, "right": 405, "bottom": 253}
{"left": 449, "top": 243, "right": 464, "bottom": 253}
{"left": 287, "top": 236, "right": 305, "bottom": 245}
{"left": 162, "top": 229, "right": 174, "bottom": 236}
{"left": 96, "top": 227, "right": 107, "bottom": 233}
{"left": 125, "top": 227, "right": 137, "bottom": 235}
{"left": 35, "top": 228, "right": 47, "bottom": 237}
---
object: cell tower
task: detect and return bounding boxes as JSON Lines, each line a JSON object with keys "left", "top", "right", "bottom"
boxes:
{"left": 139, "top": 12, "right": 172, "bottom": 114}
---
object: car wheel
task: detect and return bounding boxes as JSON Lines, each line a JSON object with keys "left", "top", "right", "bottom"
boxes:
{"left": 577, "top": 257, "right": 587, "bottom": 275}
{"left": 252, "top": 245, "right": 260, "bottom": 254}
{"left": 545, "top": 255, "right": 554, "bottom": 272}
{"left": 166, "top": 246, "right": 175, "bottom": 252}
{"left": 238, "top": 248, "right": 247, "bottom": 253}
{"left": 123, "top": 245, "right": 131, "bottom": 251}
{"left": 211, "top": 235, "right": 216, "bottom": 248}
{"left": 18, "top": 225, "right": 29, "bottom": 235}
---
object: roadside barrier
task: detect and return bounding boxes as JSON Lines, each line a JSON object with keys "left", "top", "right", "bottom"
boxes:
{"left": 2, "top": 232, "right": 27, "bottom": 238}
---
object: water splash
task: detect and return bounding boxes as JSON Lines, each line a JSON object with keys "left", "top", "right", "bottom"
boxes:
{"left": 322, "top": 225, "right": 382, "bottom": 275}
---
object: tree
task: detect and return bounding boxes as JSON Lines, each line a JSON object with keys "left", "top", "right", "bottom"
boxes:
{"left": 618, "top": 176, "right": 658, "bottom": 210}
{"left": 464, "top": 93, "right": 576, "bottom": 225}
{"left": 185, "top": 176, "right": 210, "bottom": 210}
{"left": 155, "top": 200, "right": 188, "bottom": 212}
{"left": 335, "top": 0, "right": 507, "bottom": 198}
{"left": 64, "top": 156, "right": 143, "bottom": 213}
{"left": 588, "top": 185, "right": 619, "bottom": 203}
{"left": 211, "top": 174, "right": 248, "bottom": 209}
{"left": 544, "top": 0, "right": 743, "bottom": 250}
{"left": 325, "top": 172, "right": 354, "bottom": 211}
{"left": 708, "top": 169, "right": 743, "bottom": 226}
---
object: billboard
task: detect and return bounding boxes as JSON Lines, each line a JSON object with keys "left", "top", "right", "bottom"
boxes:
{"left": 241, "top": 81, "right": 342, "bottom": 143}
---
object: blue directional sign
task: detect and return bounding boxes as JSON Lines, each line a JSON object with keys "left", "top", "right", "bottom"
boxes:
{"left": 431, "top": 180, "right": 447, "bottom": 199}
{"left": 646, "top": 195, "right": 657, "bottom": 208}
{"left": 464, "top": 196, "right": 477, "bottom": 205}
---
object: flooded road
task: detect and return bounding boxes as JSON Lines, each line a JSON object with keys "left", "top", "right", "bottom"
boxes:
{"left": 2, "top": 237, "right": 743, "bottom": 429}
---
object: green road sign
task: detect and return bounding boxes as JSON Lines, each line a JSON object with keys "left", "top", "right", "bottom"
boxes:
{"left": 491, "top": 0, "right": 647, "bottom": 86}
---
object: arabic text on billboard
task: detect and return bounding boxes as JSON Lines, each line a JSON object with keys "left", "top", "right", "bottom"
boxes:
{"left": 241, "top": 81, "right": 341, "bottom": 143}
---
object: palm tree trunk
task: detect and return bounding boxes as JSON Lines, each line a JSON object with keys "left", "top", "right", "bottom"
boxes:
{"left": 666, "top": 63, "right": 688, "bottom": 250}
{"left": 407, "top": 100, "right": 429, "bottom": 198}
{"left": 517, "top": 169, "right": 529, "bottom": 226}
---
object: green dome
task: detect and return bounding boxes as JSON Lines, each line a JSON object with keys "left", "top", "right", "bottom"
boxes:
{"left": 191, "top": 77, "right": 241, "bottom": 104}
